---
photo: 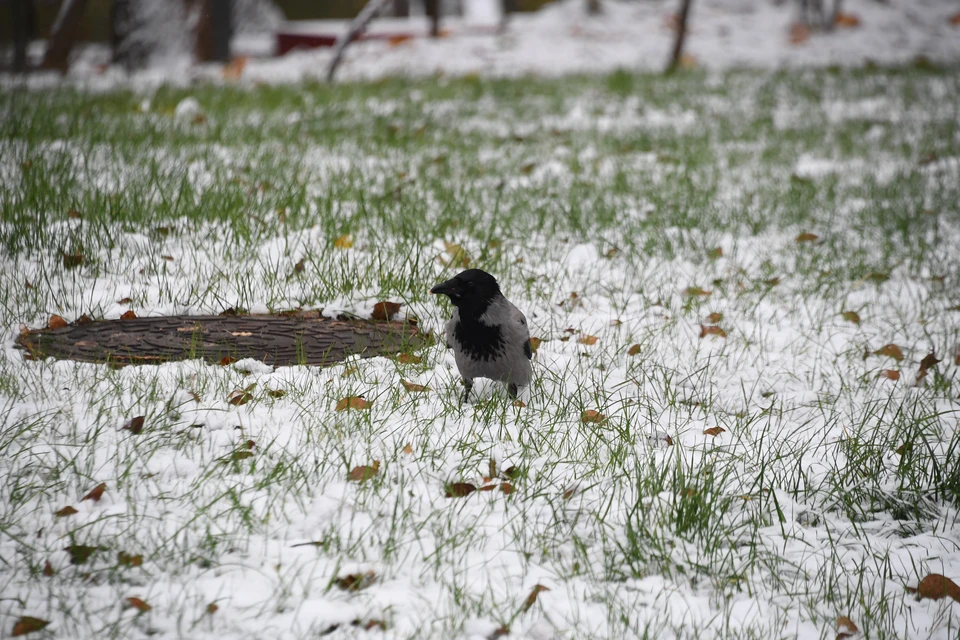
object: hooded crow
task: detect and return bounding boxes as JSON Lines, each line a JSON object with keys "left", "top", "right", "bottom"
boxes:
{"left": 430, "top": 269, "right": 533, "bottom": 402}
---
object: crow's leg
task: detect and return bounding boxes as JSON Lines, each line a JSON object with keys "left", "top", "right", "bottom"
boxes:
{"left": 507, "top": 383, "right": 519, "bottom": 399}
{"left": 462, "top": 379, "right": 473, "bottom": 404}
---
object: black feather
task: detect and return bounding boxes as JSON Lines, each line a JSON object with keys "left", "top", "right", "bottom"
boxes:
{"left": 453, "top": 317, "right": 505, "bottom": 362}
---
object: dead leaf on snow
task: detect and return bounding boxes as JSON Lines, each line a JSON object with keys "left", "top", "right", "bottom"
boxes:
{"left": 703, "top": 427, "right": 725, "bottom": 437}
{"left": 336, "top": 396, "right": 371, "bottom": 411}
{"left": 394, "top": 353, "right": 422, "bottom": 364}
{"left": 917, "top": 352, "right": 941, "bottom": 381}
{"left": 207, "top": 603, "right": 219, "bottom": 615}
{"left": 905, "top": 573, "right": 960, "bottom": 602}
{"left": 126, "top": 597, "right": 151, "bottom": 612}
{"left": 62, "top": 252, "right": 85, "bottom": 268}
{"left": 706, "top": 247, "right": 723, "bottom": 259}
{"left": 529, "top": 337, "right": 542, "bottom": 353}
{"left": 42, "top": 561, "right": 54, "bottom": 577}
{"left": 836, "top": 616, "right": 858, "bottom": 638}
{"left": 705, "top": 312, "right": 723, "bottom": 324}
{"left": 348, "top": 461, "right": 380, "bottom": 482}
{"left": 401, "top": 380, "right": 429, "bottom": 393}
{"left": 684, "top": 286, "right": 711, "bottom": 298}
{"left": 55, "top": 506, "right": 78, "bottom": 518}
{"left": 227, "top": 390, "right": 253, "bottom": 406}
{"left": 795, "top": 231, "right": 818, "bottom": 243}
{"left": 874, "top": 344, "right": 904, "bottom": 361}
{"left": 11, "top": 616, "right": 50, "bottom": 636}
{"left": 267, "top": 389, "right": 286, "bottom": 398}
{"left": 372, "top": 301, "right": 402, "bottom": 321}
{"left": 522, "top": 584, "right": 550, "bottom": 612}
{"left": 118, "top": 552, "right": 143, "bottom": 567}
{"left": 834, "top": 13, "right": 861, "bottom": 28}
{"left": 82, "top": 483, "right": 106, "bottom": 502}
{"left": 627, "top": 344, "right": 641, "bottom": 356}
{"left": 335, "top": 570, "right": 377, "bottom": 591}
{"left": 445, "top": 482, "right": 477, "bottom": 498}
{"left": 48, "top": 315, "right": 68, "bottom": 330}
{"left": 578, "top": 334, "right": 599, "bottom": 345}
{"left": 879, "top": 369, "right": 900, "bottom": 381}
{"left": 841, "top": 311, "right": 861, "bottom": 325}
{"left": 700, "top": 325, "right": 727, "bottom": 339}
{"left": 581, "top": 410, "right": 606, "bottom": 424}
{"left": 334, "top": 234, "right": 354, "bottom": 249}
{"left": 402, "top": 444, "right": 413, "bottom": 455}
{"left": 441, "top": 242, "right": 471, "bottom": 268}
{"left": 65, "top": 544, "right": 99, "bottom": 565}
{"left": 121, "top": 310, "right": 137, "bottom": 320}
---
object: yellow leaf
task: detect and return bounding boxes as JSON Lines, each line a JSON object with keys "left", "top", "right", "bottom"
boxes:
{"left": 336, "top": 396, "right": 370, "bottom": 411}
{"left": 581, "top": 410, "right": 606, "bottom": 424}
{"left": 334, "top": 234, "right": 354, "bottom": 249}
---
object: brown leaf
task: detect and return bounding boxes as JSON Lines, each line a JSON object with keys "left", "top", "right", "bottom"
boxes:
{"left": 906, "top": 574, "right": 960, "bottom": 602}
{"left": 11, "top": 617, "right": 50, "bottom": 636}
{"left": 126, "top": 597, "right": 151, "bottom": 612}
{"left": 292, "top": 258, "right": 305, "bottom": 274}
{"left": 895, "top": 442, "right": 913, "bottom": 456}
{"left": 122, "top": 416, "right": 145, "bottom": 434}
{"left": 795, "top": 232, "right": 818, "bottom": 243}
{"left": 336, "top": 396, "right": 371, "bottom": 411}
{"left": 67, "top": 208, "right": 82, "bottom": 219}
{"left": 62, "top": 252, "right": 84, "bottom": 268}
{"left": 789, "top": 22, "right": 810, "bottom": 44}
{"left": 522, "top": 584, "right": 550, "bottom": 612}
{"left": 42, "top": 561, "right": 54, "bottom": 577}
{"left": 951, "top": 12, "right": 960, "bottom": 26}
{"left": 401, "top": 379, "right": 429, "bottom": 393}
{"left": 917, "top": 352, "right": 941, "bottom": 380}
{"left": 488, "top": 626, "right": 510, "bottom": 640}
{"left": 703, "top": 427, "right": 726, "bottom": 437}
{"left": 231, "top": 450, "right": 254, "bottom": 461}
{"left": 65, "top": 544, "right": 99, "bottom": 565}
{"left": 76, "top": 314, "right": 93, "bottom": 325}
{"left": 394, "top": 353, "right": 422, "bottom": 364}
{"left": 581, "top": 410, "right": 607, "bottom": 424}
{"left": 874, "top": 344, "right": 904, "bottom": 361}
{"left": 120, "top": 310, "right": 137, "bottom": 320}
{"left": 627, "top": 344, "right": 641, "bottom": 356}
{"left": 222, "top": 55, "right": 247, "bottom": 81}
{"left": 562, "top": 486, "right": 577, "bottom": 500}
{"left": 836, "top": 616, "right": 858, "bottom": 635}
{"left": 48, "top": 315, "right": 68, "bottom": 330}
{"left": 879, "top": 369, "right": 900, "bottom": 381}
{"left": 118, "top": 552, "right": 143, "bottom": 567}
{"left": 227, "top": 391, "right": 253, "bottom": 406}
{"left": 348, "top": 461, "right": 380, "bottom": 482}
{"left": 834, "top": 13, "right": 860, "bottom": 28}
{"left": 512, "top": 400, "right": 526, "bottom": 407}
{"left": 706, "top": 247, "right": 723, "bottom": 259}
{"left": 529, "top": 337, "right": 542, "bottom": 353}
{"left": 866, "top": 272, "right": 889, "bottom": 284}
{"left": 402, "top": 444, "right": 413, "bottom": 455}
{"left": 442, "top": 242, "right": 471, "bottom": 268}
{"left": 841, "top": 311, "right": 861, "bottom": 325}
{"left": 502, "top": 466, "right": 519, "bottom": 479}
{"left": 479, "top": 483, "right": 497, "bottom": 492}
{"left": 684, "top": 286, "right": 711, "bottom": 297}
{"left": 161, "top": 255, "right": 174, "bottom": 262}
{"left": 705, "top": 312, "right": 723, "bottom": 324}
{"left": 445, "top": 482, "right": 477, "bottom": 498}
{"left": 578, "top": 334, "right": 599, "bottom": 345}
{"left": 335, "top": 571, "right": 377, "bottom": 591}
{"left": 82, "top": 483, "right": 106, "bottom": 502}
{"left": 206, "top": 603, "right": 219, "bottom": 615}
{"left": 55, "top": 506, "right": 78, "bottom": 518}
{"left": 500, "top": 483, "right": 514, "bottom": 495}
{"left": 267, "top": 389, "right": 286, "bottom": 398}
{"left": 700, "top": 325, "right": 727, "bottom": 339}
{"left": 372, "top": 301, "right": 402, "bottom": 321}
{"left": 334, "top": 234, "right": 354, "bottom": 248}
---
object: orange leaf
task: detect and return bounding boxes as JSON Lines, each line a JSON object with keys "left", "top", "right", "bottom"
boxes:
{"left": 126, "top": 597, "right": 151, "bottom": 612}
{"left": 348, "top": 461, "right": 380, "bottom": 482}
{"left": 394, "top": 353, "right": 422, "bottom": 364}
{"left": 512, "top": 400, "right": 526, "bottom": 407}
{"left": 222, "top": 56, "right": 248, "bottom": 81}
{"left": 834, "top": 13, "right": 860, "bottom": 28}
{"left": 836, "top": 616, "right": 858, "bottom": 635}
{"left": 578, "top": 334, "right": 599, "bottom": 345}
{"left": 522, "top": 584, "right": 550, "bottom": 612}
{"left": 581, "top": 410, "right": 606, "bottom": 424}
{"left": 529, "top": 337, "right": 542, "bottom": 353}
{"left": 874, "top": 344, "right": 904, "bottom": 361}
{"left": 388, "top": 34, "right": 414, "bottom": 46}
{"left": 336, "top": 396, "right": 371, "bottom": 411}
{"left": 117, "top": 297, "right": 133, "bottom": 304}
{"left": 445, "top": 482, "right": 477, "bottom": 498}
{"left": 48, "top": 315, "right": 68, "bottom": 330}
{"left": 562, "top": 486, "right": 577, "bottom": 500}
{"left": 879, "top": 369, "right": 900, "bottom": 381}
{"left": 906, "top": 574, "right": 960, "bottom": 602}
{"left": 334, "top": 234, "right": 353, "bottom": 249}
{"left": 703, "top": 427, "right": 725, "bottom": 436}
{"left": 55, "top": 506, "right": 78, "bottom": 517}
{"left": 789, "top": 22, "right": 811, "bottom": 45}
{"left": 500, "top": 482, "right": 514, "bottom": 495}
{"left": 705, "top": 312, "right": 723, "bottom": 324}
{"left": 120, "top": 310, "right": 137, "bottom": 320}
{"left": 372, "top": 301, "right": 401, "bottom": 321}
{"left": 82, "top": 483, "right": 106, "bottom": 502}
{"left": 401, "top": 444, "right": 413, "bottom": 455}
{"left": 219, "top": 355, "right": 236, "bottom": 366}
{"left": 700, "top": 325, "right": 727, "bottom": 339}
{"left": 206, "top": 603, "right": 219, "bottom": 615}
{"left": 11, "top": 617, "right": 50, "bottom": 636}
{"left": 795, "top": 232, "right": 818, "bottom": 243}
{"left": 627, "top": 344, "right": 641, "bottom": 356}
{"left": 401, "top": 379, "right": 429, "bottom": 393}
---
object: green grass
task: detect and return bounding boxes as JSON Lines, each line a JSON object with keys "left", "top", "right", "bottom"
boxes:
{"left": 1, "top": 64, "right": 960, "bottom": 639}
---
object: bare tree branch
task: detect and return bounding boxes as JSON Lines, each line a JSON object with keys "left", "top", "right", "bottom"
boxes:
{"left": 41, "top": 0, "right": 90, "bottom": 73}
{"left": 666, "top": 0, "right": 694, "bottom": 73}
{"left": 326, "top": 0, "right": 392, "bottom": 82}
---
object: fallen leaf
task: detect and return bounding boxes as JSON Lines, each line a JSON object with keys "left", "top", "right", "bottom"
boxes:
{"left": 445, "top": 482, "right": 477, "bottom": 498}
{"left": 951, "top": 12, "right": 960, "bottom": 26}
{"left": 222, "top": 55, "right": 247, "bottom": 81}
{"left": 388, "top": 34, "right": 414, "bottom": 46}
{"left": 42, "top": 561, "right": 54, "bottom": 577}
{"left": 512, "top": 400, "right": 526, "bottom": 407}
{"left": 789, "top": 22, "right": 811, "bottom": 44}
{"left": 401, "top": 444, "right": 413, "bottom": 455}
{"left": 895, "top": 442, "right": 913, "bottom": 456}
{"left": 703, "top": 427, "right": 725, "bottom": 436}
{"left": 581, "top": 410, "right": 607, "bottom": 424}
{"left": 562, "top": 486, "right": 577, "bottom": 500}
{"left": 834, "top": 13, "right": 860, "bottom": 28}
{"left": 335, "top": 571, "right": 376, "bottom": 591}
{"left": 120, "top": 310, "right": 137, "bottom": 320}
{"left": 394, "top": 353, "right": 422, "bottom": 364}
{"left": 955, "top": 344, "right": 960, "bottom": 366}
{"left": 348, "top": 461, "right": 380, "bottom": 482}
{"left": 578, "top": 334, "right": 599, "bottom": 345}
{"left": 267, "top": 389, "right": 286, "bottom": 398}
{"left": 706, "top": 247, "right": 723, "bottom": 259}
{"left": 161, "top": 255, "right": 174, "bottom": 262}
{"left": 334, "top": 234, "right": 353, "bottom": 249}
{"left": 82, "top": 483, "right": 106, "bottom": 502}
{"left": 336, "top": 396, "right": 371, "bottom": 411}
{"left": 917, "top": 352, "right": 941, "bottom": 381}
{"left": 118, "top": 552, "right": 143, "bottom": 567}
{"left": 705, "top": 312, "right": 723, "bottom": 324}
{"left": 126, "top": 597, "right": 151, "bottom": 612}
{"left": 795, "top": 232, "right": 818, "bottom": 243}
{"left": 372, "top": 301, "right": 402, "bottom": 321}
{"left": 627, "top": 344, "right": 641, "bottom": 356}
{"left": 442, "top": 242, "right": 470, "bottom": 268}
{"left": 48, "top": 315, "right": 68, "bottom": 330}
{"left": 292, "top": 259, "right": 305, "bottom": 275}
{"left": 500, "top": 483, "right": 514, "bottom": 495}
{"left": 479, "top": 483, "right": 497, "bottom": 492}
{"left": 906, "top": 574, "right": 960, "bottom": 602}
{"left": 529, "top": 337, "right": 542, "bottom": 353}
{"left": 866, "top": 272, "right": 889, "bottom": 284}
{"left": 874, "top": 344, "right": 904, "bottom": 361}
{"left": 55, "top": 506, "right": 78, "bottom": 518}
{"left": 700, "top": 325, "right": 727, "bottom": 338}
{"left": 62, "top": 252, "right": 84, "bottom": 268}
{"left": 67, "top": 208, "right": 82, "bottom": 219}
{"left": 841, "top": 311, "right": 861, "bottom": 325}
{"left": 65, "top": 544, "right": 99, "bottom": 565}
{"left": 76, "top": 314, "right": 93, "bottom": 325}
{"left": 879, "top": 369, "right": 900, "bottom": 381}
{"left": 231, "top": 451, "right": 254, "bottom": 461}
{"left": 206, "top": 603, "right": 218, "bottom": 615}
{"left": 11, "top": 617, "right": 50, "bottom": 636}
{"left": 488, "top": 626, "right": 510, "bottom": 640}
{"left": 119, "top": 415, "right": 145, "bottom": 435}
{"left": 501, "top": 466, "right": 519, "bottom": 479}
{"left": 684, "top": 286, "right": 711, "bottom": 297}
{"left": 227, "top": 390, "right": 253, "bottom": 406}
{"left": 522, "top": 584, "right": 550, "bottom": 612}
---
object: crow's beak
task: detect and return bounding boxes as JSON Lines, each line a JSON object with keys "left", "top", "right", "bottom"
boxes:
{"left": 430, "top": 278, "right": 460, "bottom": 298}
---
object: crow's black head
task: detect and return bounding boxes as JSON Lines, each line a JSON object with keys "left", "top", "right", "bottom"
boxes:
{"left": 430, "top": 269, "right": 502, "bottom": 316}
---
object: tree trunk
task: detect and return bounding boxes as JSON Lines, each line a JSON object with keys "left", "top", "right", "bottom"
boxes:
{"left": 194, "top": 0, "right": 232, "bottom": 62}
{"left": 393, "top": 0, "right": 409, "bottom": 18}
{"left": 666, "top": 0, "right": 694, "bottom": 73}
{"left": 40, "top": 0, "right": 90, "bottom": 73}
{"left": 10, "top": 0, "right": 31, "bottom": 72}
{"left": 424, "top": 0, "right": 440, "bottom": 37}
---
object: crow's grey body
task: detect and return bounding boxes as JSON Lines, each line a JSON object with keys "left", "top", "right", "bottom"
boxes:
{"left": 430, "top": 269, "right": 533, "bottom": 401}
{"left": 445, "top": 297, "right": 532, "bottom": 391}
